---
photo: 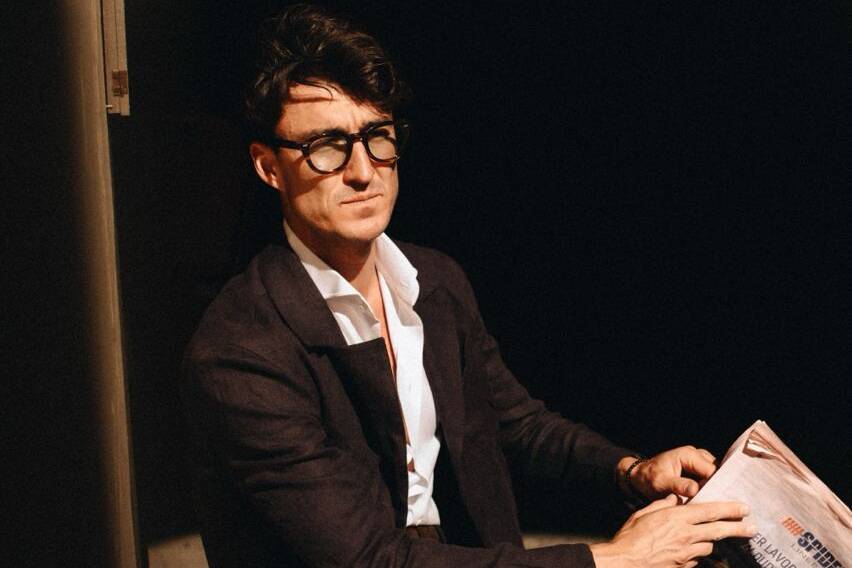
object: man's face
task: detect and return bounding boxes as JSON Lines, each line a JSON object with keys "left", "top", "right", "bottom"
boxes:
{"left": 253, "top": 81, "right": 399, "bottom": 257}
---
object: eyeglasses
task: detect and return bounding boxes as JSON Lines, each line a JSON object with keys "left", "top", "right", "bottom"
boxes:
{"left": 269, "top": 119, "right": 410, "bottom": 174}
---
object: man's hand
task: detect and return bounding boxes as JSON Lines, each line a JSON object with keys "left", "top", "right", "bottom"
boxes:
{"left": 619, "top": 446, "right": 717, "bottom": 501}
{"left": 590, "top": 494, "right": 757, "bottom": 568}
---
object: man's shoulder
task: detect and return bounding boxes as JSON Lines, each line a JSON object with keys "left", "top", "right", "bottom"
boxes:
{"left": 186, "top": 240, "right": 477, "bottom": 363}
{"left": 392, "top": 239, "right": 481, "bottom": 319}
{"left": 184, "top": 244, "right": 298, "bottom": 366}
{"left": 393, "top": 239, "right": 470, "bottom": 290}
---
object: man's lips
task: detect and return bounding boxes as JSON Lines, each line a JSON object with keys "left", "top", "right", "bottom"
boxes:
{"left": 340, "top": 193, "right": 381, "bottom": 205}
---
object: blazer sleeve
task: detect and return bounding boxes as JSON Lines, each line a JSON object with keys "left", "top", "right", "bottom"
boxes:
{"left": 184, "top": 340, "right": 599, "bottom": 568}
{"left": 444, "top": 256, "right": 636, "bottom": 498}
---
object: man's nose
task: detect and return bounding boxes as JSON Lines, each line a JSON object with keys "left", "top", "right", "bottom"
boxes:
{"left": 342, "top": 141, "right": 375, "bottom": 190}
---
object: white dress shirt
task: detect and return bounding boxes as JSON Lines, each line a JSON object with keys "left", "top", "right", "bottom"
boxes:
{"left": 284, "top": 223, "right": 442, "bottom": 526}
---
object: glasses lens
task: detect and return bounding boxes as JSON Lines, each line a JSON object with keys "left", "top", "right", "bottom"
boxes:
{"left": 308, "top": 136, "right": 349, "bottom": 172}
{"left": 365, "top": 124, "right": 399, "bottom": 161}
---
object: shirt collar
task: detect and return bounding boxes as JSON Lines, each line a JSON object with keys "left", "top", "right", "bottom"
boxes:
{"left": 375, "top": 232, "right": 420, "bottom": 307}
{"left": 283, "top": 222, "right": 420, "bottom": 306}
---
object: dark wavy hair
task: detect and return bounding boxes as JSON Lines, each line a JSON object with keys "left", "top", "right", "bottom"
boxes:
{"left": 244, "top": 4, "right": 408, "bottom": 143}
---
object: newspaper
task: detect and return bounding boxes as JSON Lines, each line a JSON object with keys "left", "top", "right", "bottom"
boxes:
{"left": 690, "top": 420, "right": 850, "bottom": 568}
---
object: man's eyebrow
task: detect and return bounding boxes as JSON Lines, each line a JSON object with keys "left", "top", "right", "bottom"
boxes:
{"left": 288, "top": 118, "right": 393, "bottom": 141}
{"left": 289, "top": 126, "right": 345, "bottom": 140}
{"left": 362, "top": 118, "right": 393, "bottom": 131}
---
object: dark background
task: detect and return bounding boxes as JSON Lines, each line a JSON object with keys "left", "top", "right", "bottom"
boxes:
{"left": 107, "top": 0, "right": 851, "bottom": 549}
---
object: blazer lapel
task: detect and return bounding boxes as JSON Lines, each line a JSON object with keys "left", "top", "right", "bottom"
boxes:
{"left": 326, "top": 339, "right": 408, "bottom": 527}
{"left": 258, "top": 242, "right": 409, "bottom": 526}
{"left": 414, "top": 274, "right": 466, "bottom": 489}
{"left": 259, "top": 242, "right": 346, "bottom": 349}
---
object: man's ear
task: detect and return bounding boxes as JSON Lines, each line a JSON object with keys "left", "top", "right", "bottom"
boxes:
{"left": 249, "top": 142, "right": 285, "bottom": 192}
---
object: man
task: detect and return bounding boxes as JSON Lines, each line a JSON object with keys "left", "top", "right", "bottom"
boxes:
{"left": 183, "top": 5, "right": 755, "bottom": 567}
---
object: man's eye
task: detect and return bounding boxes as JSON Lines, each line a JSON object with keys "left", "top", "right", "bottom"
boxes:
{"left": 312, "top": 137, "right": 348, "bottom": 150}
{"left": 368, "top": 127, "right": 393, "bottom": 138}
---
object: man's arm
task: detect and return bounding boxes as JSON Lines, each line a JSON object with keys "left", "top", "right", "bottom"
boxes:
{"left": 439, "top": 255, "right": 757, "bottom": 568}
{"left": 442, "top": 255, "right": 634, "bottom": 497}
{"left": 184, "top": 340, "right": 598, "bottom": 567}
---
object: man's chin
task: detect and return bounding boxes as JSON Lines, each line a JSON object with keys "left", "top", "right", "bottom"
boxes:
{"left": 336, "top": 227, "right": 386, "bottom": 247}
{"left": 337, "top": 213, "right": 391, "bottom": 242}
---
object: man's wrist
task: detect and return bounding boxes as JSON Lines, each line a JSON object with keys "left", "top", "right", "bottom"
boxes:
{"left": 616, "top": 455, "right": 647, "bottom": 502}
{"left": 590, "top": 541, "right": 632, "bottom": 568}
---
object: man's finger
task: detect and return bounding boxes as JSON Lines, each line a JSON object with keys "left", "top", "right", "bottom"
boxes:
{"left": 679, "top": 448, "right": 717, "bottom": 480}
{"left": 697, "top": 448, "right": 716, "bottom": 463}
{"left": 692, "top": 520, "right": 758, "bottom": 543}
{"left": 684, "top": 542, "right": 715, "bottom": 560}
{"left": 632, "top": 494, "right": 678, "bottom": 519}
{"left": 681, "top": 501, "right": 750, "bottom": 524}
{"left": 673, "top": 477, "right": 700, "bottom": 497}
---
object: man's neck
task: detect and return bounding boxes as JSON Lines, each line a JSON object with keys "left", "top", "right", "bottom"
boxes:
{"left": 335, "top": 247, "right": 378, "bottom": 300}
{"left": 293, "top": 228, "right": 380, "bottom": 300}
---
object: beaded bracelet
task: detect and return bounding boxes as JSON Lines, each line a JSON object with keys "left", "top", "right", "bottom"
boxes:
{"left": 621, "top": 456, "right": 649, "bottom": 502}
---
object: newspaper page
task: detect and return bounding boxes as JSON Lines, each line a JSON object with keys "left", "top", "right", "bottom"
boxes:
{"left": 690, "top": 420, "right": 850, "bottom": 568}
